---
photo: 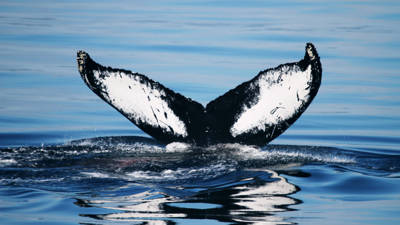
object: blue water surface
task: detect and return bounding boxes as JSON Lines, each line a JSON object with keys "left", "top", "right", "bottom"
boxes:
{"left": 1, "top": 0, "right": 400, "bottom": 224}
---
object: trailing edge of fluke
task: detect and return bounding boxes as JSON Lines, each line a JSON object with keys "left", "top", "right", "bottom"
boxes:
{"left": 77, "top": 43, "right": 322, "bottom": 146}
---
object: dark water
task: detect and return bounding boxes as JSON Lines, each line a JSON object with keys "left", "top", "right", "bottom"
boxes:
{"left": 1, "top": 0, "right": 400, "bottom": 224}
{"left": 2, "top": 137, "right": 400, "bottom": 225}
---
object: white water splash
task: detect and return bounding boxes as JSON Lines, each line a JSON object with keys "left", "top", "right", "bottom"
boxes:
{"left": 69, "top": 138, "right": 165, "bottom": 153}
{"left": 81, "top": 172, "right": 111, "bottom": 178}
{"left": 0, "top": 159, "right": 17, "bottom": 167}
{"left": 125, "top": 163, "right": 236, "bottom": 181}
{"left": 165, "top": 142, "right": 192, "bottom": 152}
{"left": 207, "top": 143, "right": 355, "bottom": 164}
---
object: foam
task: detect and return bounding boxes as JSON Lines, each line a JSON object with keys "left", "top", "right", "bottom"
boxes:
{"left": 81, "top": 172, "right": 111, "bottom": 178}
{"left": 265, "top": 149, "right": 356, "bottom": 164}
{"left": 69, "top": 140, "right": 356, "bottom": 165}
{"left": 69, "top": 139, "right": 165, "bottom": 154}
{"left": 0, "top": 159, "right": 17, "bottom": 167}
{"left": 165, "top": 142, "right": 192, "bottom": 152}
{"left": 125, "top": 163, "right": 235, "bottom": 182}
{"left": 206, "top": 143, "right": 356, "bottom": 164}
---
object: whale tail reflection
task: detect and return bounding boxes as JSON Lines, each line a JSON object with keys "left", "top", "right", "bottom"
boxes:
{"left": 77, "top": 169, "right": 300, "bottom": 224}
{"left": 77, "top": 43, "right": 322, "bottom": 146}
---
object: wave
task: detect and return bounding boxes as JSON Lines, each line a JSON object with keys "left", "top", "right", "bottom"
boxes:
{"left": 1, "top": 135, "right": 399, "bottom": 225}
{"left": 0, "top": 136, "right": 399, "bottom": 187}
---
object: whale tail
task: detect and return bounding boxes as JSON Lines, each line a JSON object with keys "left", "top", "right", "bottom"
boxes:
{"left": 77, "top": 50, "right": 207, "bottom": 144}
{"left": 77, "top": 43, "right": 322, "bottom": 146}
{"left": 205, "top": 43, "right": 322, "bottom": 145}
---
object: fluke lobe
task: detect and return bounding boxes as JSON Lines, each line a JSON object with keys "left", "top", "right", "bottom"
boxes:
{"left": 77, "top": 43, "right": 322, "bottom": 146}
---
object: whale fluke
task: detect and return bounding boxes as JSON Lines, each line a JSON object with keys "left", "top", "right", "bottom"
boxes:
{"left": 77, "top": 43, "right": 322, "bottom": 146}
{"left": 77, "top": 50, "right": 207, "bottom": 144}
{"left": 205, "top": 43, "right": 322, "bottom": 145}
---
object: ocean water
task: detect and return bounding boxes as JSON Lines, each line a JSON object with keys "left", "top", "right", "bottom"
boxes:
{"left": 1, "top": 0, "right": 400, "bottom": 224}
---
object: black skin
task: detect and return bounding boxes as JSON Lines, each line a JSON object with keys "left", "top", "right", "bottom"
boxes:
{"left": 77, "top": 43, "right": 322, "bottom": 146}
{"left": 206, "top": 43, "right": 322, "bottom": 145}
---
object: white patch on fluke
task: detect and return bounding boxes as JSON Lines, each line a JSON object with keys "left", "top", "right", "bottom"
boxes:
{"left": 93, "top": 70, "right": 188, "bottom": 137}
{"left": 230, "top": 65, "right": 312, "bottom": 137}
